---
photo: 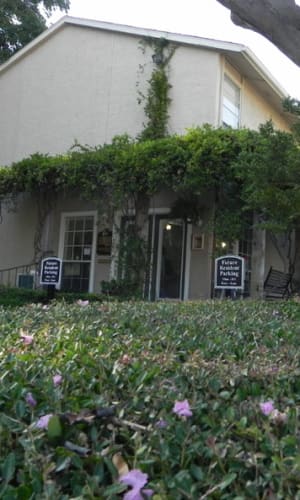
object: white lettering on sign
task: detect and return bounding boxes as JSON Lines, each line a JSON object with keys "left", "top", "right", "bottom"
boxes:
{"left": 40, "top": 258, "right": 62, "bottom": 287}
{"left": 214, "top": 255, "right": 245, "bottom": 290}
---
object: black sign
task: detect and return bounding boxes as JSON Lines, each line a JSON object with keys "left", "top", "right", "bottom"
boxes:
{"left": 215, "top": 255, "right": 245, "bottom": 289}
{"left": 40, "top": 258, "right": 62, "bottom": 286}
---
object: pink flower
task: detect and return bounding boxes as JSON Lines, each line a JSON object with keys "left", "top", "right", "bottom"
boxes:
{"left": 173, "top": 399, "right": 193, "bottom": 418}
{"left": 259, "top": 400, "right": 275, "bottom": 416}
{"left": 35, "top": 414, "right": 53, "bottom": 429}
{"left": 25, "top": 392, "right": 37, "bottom": 407}
{"left": 119, "top": 469, "right": 153, "bottom": 500}
{"left": 77, "top": 299, "right": 89, "bottom": 306}
{"left": 53, "top": 374, "right": 62, "bottom": 387}
{"left": 21, "top": 334, "right": 33, "bottom": 345}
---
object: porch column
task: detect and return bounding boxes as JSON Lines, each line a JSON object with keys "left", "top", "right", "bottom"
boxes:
{"left": 251, "top": 215, "right": 266, "bottom": 298}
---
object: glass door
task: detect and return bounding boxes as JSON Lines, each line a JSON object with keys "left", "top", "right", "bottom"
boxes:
{"left": 156, "top": 219, "right": 185, "bottom": 299}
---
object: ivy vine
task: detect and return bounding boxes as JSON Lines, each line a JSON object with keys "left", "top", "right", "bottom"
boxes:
{"left": 0, "top": 123, "right": 299, "bottom": 281}
{"left": 137, "top": 37, "right": 176, "bottom": 140}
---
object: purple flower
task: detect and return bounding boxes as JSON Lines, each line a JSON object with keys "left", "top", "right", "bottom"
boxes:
{"left": 53, "top": 374, "right": 62, "bottom": 387}
{"left": 120, "top": 469, "right": 153, "bottom": 500}
{"left": 155, "top": 419, "right": 168, "bottom": 429}
{"left": 259, "top": 400, "right": 275, "bottom": 416}
{"left": 35, "top": 414, "right": 53, "bottom": 429}
{"left": 25, "top": 392, "right": 37, "bottom": 407}
{"left": 173, "top": 399, "right": 193, "bottom": 418}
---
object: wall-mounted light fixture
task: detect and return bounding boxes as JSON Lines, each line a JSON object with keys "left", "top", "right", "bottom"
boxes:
{"left": 152, "top": 53, "right": 163, "bottom": 65}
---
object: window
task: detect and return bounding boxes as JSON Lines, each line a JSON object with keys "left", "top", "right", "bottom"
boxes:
{"left": 222, "top": 75, "right": 240, "bottom": 128}
{"left": 59, "top": 213, "right": 96, "bottom": 292}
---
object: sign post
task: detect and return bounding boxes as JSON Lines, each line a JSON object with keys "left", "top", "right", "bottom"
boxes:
{"left": 214, "top": 254, "right": 245, "bottom": 297}
{"left": 40, "top": 257, "right": 62, "bottom": 301}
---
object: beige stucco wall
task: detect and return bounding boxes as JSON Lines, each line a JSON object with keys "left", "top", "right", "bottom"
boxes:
{"left": 0, "top": 25, "right": 221, "bottom": 167}
{"left": 169, "top": 45, "right": 220, "bottom": 132}
{"left": 0, "top": 25, "right": 148, "bottom": 166}
{"left": 0, "top": 196, "right": 37, "bottom": 269}
{"left": 224, "top": 61, "right": 291, "bottom": 131}
{"left": 242, "top": 81, "right": 290, "bottom": 131}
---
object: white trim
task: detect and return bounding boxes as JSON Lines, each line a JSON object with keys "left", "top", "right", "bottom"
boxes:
{"left": 61, "top": 16, "right": 246, "bottom": 52}
{"left": 155, "top": 220, "right": 165, "bottom": 299}
{"left": 149, "top": 207, "right": 171, "bottom": 215}
{"left": 184, "top": 224, "right": 192, "bottom": 300}
{"left": 58, "top": 210, "right": 97, "bottom": 293}
{"left": 147, "top": 213, "right": 156, "bottom": 300}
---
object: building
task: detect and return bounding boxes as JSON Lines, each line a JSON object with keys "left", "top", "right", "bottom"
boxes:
{"left": 0, "top": 16, "right": 295, "bottom": 299}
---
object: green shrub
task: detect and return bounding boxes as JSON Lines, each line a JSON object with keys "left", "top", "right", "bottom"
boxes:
{"left": 1, "top": 299, "right": 300, "bottom": 497}
{"left": 0, "top": 286, "right": 106, "bottom": 307}
{"left": 101, "top": 278, "right": 142, "bottom": 298}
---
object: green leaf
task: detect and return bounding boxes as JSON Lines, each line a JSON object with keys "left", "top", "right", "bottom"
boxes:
{"left": 190, "top": 464, "right": 204, "bottom": 481}
{"left": 47, "top": 415, "right": 62, "bottom": 439}
{"left": 2, "top": 452, "right": 16, "bottom": 484}
{"left": 220, "top": 473, "right": 237, "bottom": 490}
{"left": 15, "top": 400, "right": 26, "bottom": 419}
{"left": 103, "top": 483, "right": 127, "bottom": 496}
{"left": 219, "top": 390, "right": 231, "bottom": 400}
{"left": 55, "top": 456, "right": 71, "bottom": 472}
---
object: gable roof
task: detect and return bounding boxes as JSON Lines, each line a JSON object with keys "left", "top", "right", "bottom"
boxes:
{"left": 0, "top": 15, "right": 293, "bottom": 121}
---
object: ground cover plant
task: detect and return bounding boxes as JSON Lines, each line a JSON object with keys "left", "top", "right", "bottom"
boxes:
{"left": 1, "top": 299, "right": 300, "bottom": 499}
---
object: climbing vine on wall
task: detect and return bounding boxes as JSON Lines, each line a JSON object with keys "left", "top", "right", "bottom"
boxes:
{"left": 137, "top": 37, "right": 176, "bottom": 140}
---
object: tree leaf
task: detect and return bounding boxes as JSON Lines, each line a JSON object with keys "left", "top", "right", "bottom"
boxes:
{"left": 2, "top": 452, "right": 16, "bottom": 484}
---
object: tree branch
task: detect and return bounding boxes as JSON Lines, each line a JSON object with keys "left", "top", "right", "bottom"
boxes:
{"left": 216, "top": 0, "right": 300, "bottom": 68}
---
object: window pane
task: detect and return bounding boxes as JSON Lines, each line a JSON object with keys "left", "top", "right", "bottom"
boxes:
{"left": 64, "top": 232, "right": 73, "bottom": 245}
{"left": 84, "top": 231, "right": 93, "bottom": 245}
{"left": 74, "top": 232, "right": 83, "bottom": 245}
{"left": 75, "top": 219, "right": 84, "bottom": 231}
{"left": 223, "top": 75, "right": 240, "bottom": 128}
{"left": 74, "top": 246, "right": 82, "bottom": 260}
{"left": 64, "top": 247, "right": 73, "bottom": 260}
{"left": 223, "top": 105, "right": 239, "bottom": 128}
{"left": 66, "top": 218, "right": 75, "bottom": 231}
{"left": 85, "top": 218, "right": 94, "bottom": 230}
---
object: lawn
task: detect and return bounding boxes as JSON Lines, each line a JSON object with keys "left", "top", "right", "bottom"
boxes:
{"left": 1, "top": 299, "right": 300, "bottom": 499}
